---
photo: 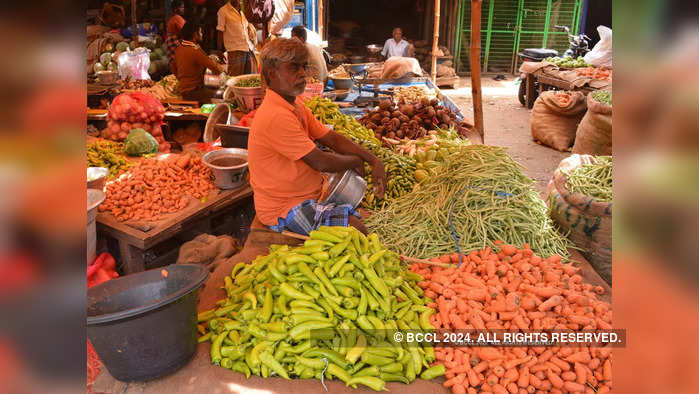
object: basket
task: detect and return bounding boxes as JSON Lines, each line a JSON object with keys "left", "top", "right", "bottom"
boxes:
{"left": 227, "top": 74, "right": 265, "bottom": 113}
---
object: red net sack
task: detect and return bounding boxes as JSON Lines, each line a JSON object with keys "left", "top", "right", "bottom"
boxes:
{"left": 103, "top": 92, "right": 167, "bottom": 143}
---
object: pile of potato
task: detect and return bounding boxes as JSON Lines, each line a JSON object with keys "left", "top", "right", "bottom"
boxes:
{"left": 358, "top": 98, "right": 473, "bottom": 142}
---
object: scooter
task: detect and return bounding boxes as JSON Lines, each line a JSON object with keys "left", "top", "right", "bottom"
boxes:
{"left": 517, "top": 25, "right": 591, "bottom": 107}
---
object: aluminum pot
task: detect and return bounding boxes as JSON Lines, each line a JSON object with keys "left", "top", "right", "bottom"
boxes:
{"left": 322, "top": 169, "right": 367, "bottom": 209}
{"left": 202, "top": 148, "right": 248, "bottom": 189}
{"left": 87, "top": 167, "right": 109, "bottom": 190}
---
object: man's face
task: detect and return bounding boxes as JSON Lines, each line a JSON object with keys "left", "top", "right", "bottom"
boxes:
{"left": 393, "top": 29, "right": 402, "bottom": 42}
{"left": 176, "top": 5, "right": 185, "bottom": 15}
{"left": 268, "top": 60, "right": 308, "bottom": 97}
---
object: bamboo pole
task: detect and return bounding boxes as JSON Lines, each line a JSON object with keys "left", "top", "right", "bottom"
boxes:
{"left": 318, "top": 0, "right": 324, "bottom": 39}
{"left": 430, "top": 0, "right": 441, "bottom": 83}
{"left": 470, "top": 0, "right": 484, "bottom": 138}
{"left": 131, "top": 0, "right": 138, "bottom": 44}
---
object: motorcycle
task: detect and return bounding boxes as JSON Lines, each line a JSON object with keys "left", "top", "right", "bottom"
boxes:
{"left": 517, "top": 25, "right": 591, "bottom": 107}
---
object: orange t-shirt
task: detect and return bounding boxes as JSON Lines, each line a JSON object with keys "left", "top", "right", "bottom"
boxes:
{"left": 248, "top": 89, "right": 330, "bottom": 226}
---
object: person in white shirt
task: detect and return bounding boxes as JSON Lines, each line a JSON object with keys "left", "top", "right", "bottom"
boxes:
{"left": 217, "top": 0, "right": 258, "bottom": 76}
{"left": 291, "top": 25, "right": 328, "bottom": 84}
{"left": 381, "top": 27, "right": 414, "bottom": 59}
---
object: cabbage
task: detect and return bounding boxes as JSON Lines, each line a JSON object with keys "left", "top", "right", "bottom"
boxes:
{"left": 124, "top": 128, "right": 159, "bottom": 156}
{"left": 107, "top": 62, "right": 118, "bottom": 71}
{"left": 93, "top": 62, "right": 105, "bottom": 73}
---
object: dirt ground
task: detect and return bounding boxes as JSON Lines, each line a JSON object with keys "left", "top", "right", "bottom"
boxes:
{"left": 440, "top": 76, "right": 568, "bottom": 196}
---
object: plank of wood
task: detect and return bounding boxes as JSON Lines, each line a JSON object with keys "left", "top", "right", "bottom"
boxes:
{"left": 96, "top": 185, "right": 253, "bottom": 249}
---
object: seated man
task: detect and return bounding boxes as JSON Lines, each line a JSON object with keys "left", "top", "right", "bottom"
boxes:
{"left": 248, "top": 38, "right": 386, "bottom": 235}
{"left": 170, "top": 22, "right": 224, "bottom": 104}
{"left": 381, "top": 27, "right": 414, "bottom": 59}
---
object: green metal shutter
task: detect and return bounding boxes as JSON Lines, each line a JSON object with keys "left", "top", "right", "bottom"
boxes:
{"left": 453, "top": 0, "right": 583, "bottom": 74}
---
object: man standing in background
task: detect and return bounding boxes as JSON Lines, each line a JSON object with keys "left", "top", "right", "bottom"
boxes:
{"left": 217, "top": 0, "right": 258, "bottom": 75}
{"left": 166, "top": 0, "right": 186, "bottom": 62}
{"left": 290, "top": 25, "right": 328, "bottom": 85}
{"left": 381, "top": 27, "right": 414, "bottom": 59}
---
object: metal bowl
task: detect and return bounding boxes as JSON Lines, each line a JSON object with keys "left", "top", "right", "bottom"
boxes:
{"left": 95, "top": 70, "right": 118, "bottom": 84}
{"left": 366, "top": 44, "right": 382, "bottom": 54}
{"left": 322, "top": 169, "right": 367, "bottom": 209}
{"left": 202, "top": 148, "right": 249, "bottom": 190}
{"left": 350, "top": 55, "right": 365, "bottom": 64}
{"left": 87, "top": 167, "right": 109, "bottom": 190}
{"left": 331, "top": 77, "right": 354, "bottom": 90}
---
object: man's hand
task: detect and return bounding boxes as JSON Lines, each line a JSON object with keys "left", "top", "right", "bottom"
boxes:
{"left": 370, "top": 159, "right": 387, "bottom": 199}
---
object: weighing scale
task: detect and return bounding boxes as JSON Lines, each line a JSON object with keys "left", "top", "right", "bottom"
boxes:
{"left": 343, "top": 63, "right": 393, "bottom": 107}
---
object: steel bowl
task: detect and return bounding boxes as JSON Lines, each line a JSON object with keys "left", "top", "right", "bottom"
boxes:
{"left": 87, "top": 167, "right": 109, "bottom": 190}
{"left": 202, "top": 148, "right": 248, "bottom": 190}
{"left": 96, "top": 70, "right": 119, "bottom": 84}
{"left": 331, "top": 77, "right": 354, "bottom": 90}
{"left": 366, "top": 44, "right": 382, "bottom": 54}
{"left": 322, "top": 169, "right": 367, "bottom": 209}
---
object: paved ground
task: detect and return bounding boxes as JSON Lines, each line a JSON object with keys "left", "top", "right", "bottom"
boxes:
{"left": 440, "top": 76, "right": 568, "bottom": 196}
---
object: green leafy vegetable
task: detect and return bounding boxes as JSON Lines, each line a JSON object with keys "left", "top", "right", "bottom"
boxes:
{"left": 124, "top": 128, "right": 159, "bottom": 156}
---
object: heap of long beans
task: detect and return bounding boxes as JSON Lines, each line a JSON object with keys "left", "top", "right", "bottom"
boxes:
{"left": 565, "top": 156, "right": 612, "bottom": 202}
{"left": 366, "top": 145, "right": 572, "bottom": 259}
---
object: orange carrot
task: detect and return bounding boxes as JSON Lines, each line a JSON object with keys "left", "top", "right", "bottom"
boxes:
{"left": 546, "top": 369, "right": 564, "bottom": 388}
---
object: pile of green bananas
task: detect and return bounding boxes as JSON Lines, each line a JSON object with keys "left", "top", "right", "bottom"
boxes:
{"left": 543, "top": 56, "right": 590, "bottom": 68}
{"left": 199, "top": 226, "right": 444, "bottom": 390}
{"left": 305, "top": 97, "right": 416, "bottom": 210}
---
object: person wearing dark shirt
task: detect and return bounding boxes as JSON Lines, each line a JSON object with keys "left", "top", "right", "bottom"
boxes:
{"left": 171, "top": 22, "right": 224, "bottom": 104}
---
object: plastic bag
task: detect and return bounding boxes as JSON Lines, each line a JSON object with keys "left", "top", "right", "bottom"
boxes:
{"left": 584, "top": 26, "right": 612, "bottom": 69}
{"left": 118, "top": 48, "right": 151, "bottom": 80}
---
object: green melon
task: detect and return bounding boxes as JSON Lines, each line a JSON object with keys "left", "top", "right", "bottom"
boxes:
{"left": 93, "top": 62, "right": 105, "bottom": 73}
{"left": 107, "top": 62, "right": 119, "bottom": 72}
{"left": 154, "top": 48, "right": 165, "bottom": 58}
{"left": 116, "top": 41, "right": 129, "bottom": 52}
{"left": 100, "top": 52, "right": 112, "bottom": 66}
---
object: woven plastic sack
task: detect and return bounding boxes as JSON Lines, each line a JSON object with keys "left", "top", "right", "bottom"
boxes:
{"left": 547, "top": 154, "right": 612, "bottom": 283}
{"left": 572, "top": 93, "right": 612, "bottom": 155}
{"left": 530, "top": 91, "right": 587, "bottom": 151}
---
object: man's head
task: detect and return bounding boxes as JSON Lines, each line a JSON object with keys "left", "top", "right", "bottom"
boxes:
{"left": 173, "top": 0, "right": 184, "bottom": 15}
{"left": 392, "top": 27, "right": 403, "bottom": 42}
{"left": 180, "top": 22, "right": 201, "bottom": 42}
{"left": 261, "top": 38, "right": 310, "bottom": 98}
{"left": 291, "top": 25, "right": 307, "bottom": 43}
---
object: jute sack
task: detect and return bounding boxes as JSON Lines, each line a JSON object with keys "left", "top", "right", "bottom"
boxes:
{"left": 572, "top": 93, "right": 612, "bottom": 155}
{"left": 530, "top": 91, "right": 587, "bottom": 151}
{"left": 547, "top": 154, "right": 612, "bottom": 283}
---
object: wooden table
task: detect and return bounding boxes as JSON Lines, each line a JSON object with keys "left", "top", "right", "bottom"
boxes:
{"left": 97, "top": 185, "right": 253, "bottom": 274}
{"left": 87, "top": 109, "right": 210, "bottom": 122}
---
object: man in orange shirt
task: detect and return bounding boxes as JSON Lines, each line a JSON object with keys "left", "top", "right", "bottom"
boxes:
{"left": 249, "top": 38, "right": 386, "bottom": 235}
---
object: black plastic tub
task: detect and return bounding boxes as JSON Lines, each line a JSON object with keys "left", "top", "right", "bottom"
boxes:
{"left": 87, "top": 264, "right": 208, "bottom": 381}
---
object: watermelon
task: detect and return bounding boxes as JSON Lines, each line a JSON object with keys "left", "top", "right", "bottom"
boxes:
{"left": 116, "top": 41, "right": 129, "bottom": 52}
{"left": 100, "top": 52, "right": 112, "bottom": 66}
{"left": 154, "top": 48, "right": 165, "bottom": 58}
{"left": 149, "top": 51, "right": 159, "bottom": 61}
{"left": 93, "top": 62, "right": 105, "bottom": 73}
{"left": 129, "top": 41, "right": 137, "bottom": 50}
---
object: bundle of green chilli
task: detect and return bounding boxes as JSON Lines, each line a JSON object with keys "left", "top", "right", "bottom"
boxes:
{"left": 564, "top": 156, "right": 612, "bottom": 202}
{"left": 198, "top": 226, "right": 444, "bottom": 390}
{"left": 305, "top": 97, "right": 416, "bottom": 209}
{"left": 366, "top": 145, "right": 573, "bottom": 259}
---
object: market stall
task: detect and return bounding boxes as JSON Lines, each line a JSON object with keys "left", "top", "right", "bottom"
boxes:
{"left": 87, "top": 3, "right": 614, "bottom": 394}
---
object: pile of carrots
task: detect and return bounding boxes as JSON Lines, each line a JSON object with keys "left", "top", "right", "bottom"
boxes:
{"left": 99, "top": 153, "right": 215, "bottom": 222}
{"left": 410, "top": 243, "right": 612, "bottom": 394}
{"left": 555, "top": 92, "right": 573, "bottom": 107}
{"left": 575, "top": 67, "right": 612, "bottom": 81}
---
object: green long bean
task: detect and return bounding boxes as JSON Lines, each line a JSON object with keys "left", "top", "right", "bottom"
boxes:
{"left": 365, "top": 145, "right": 573, "bottom": 259}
